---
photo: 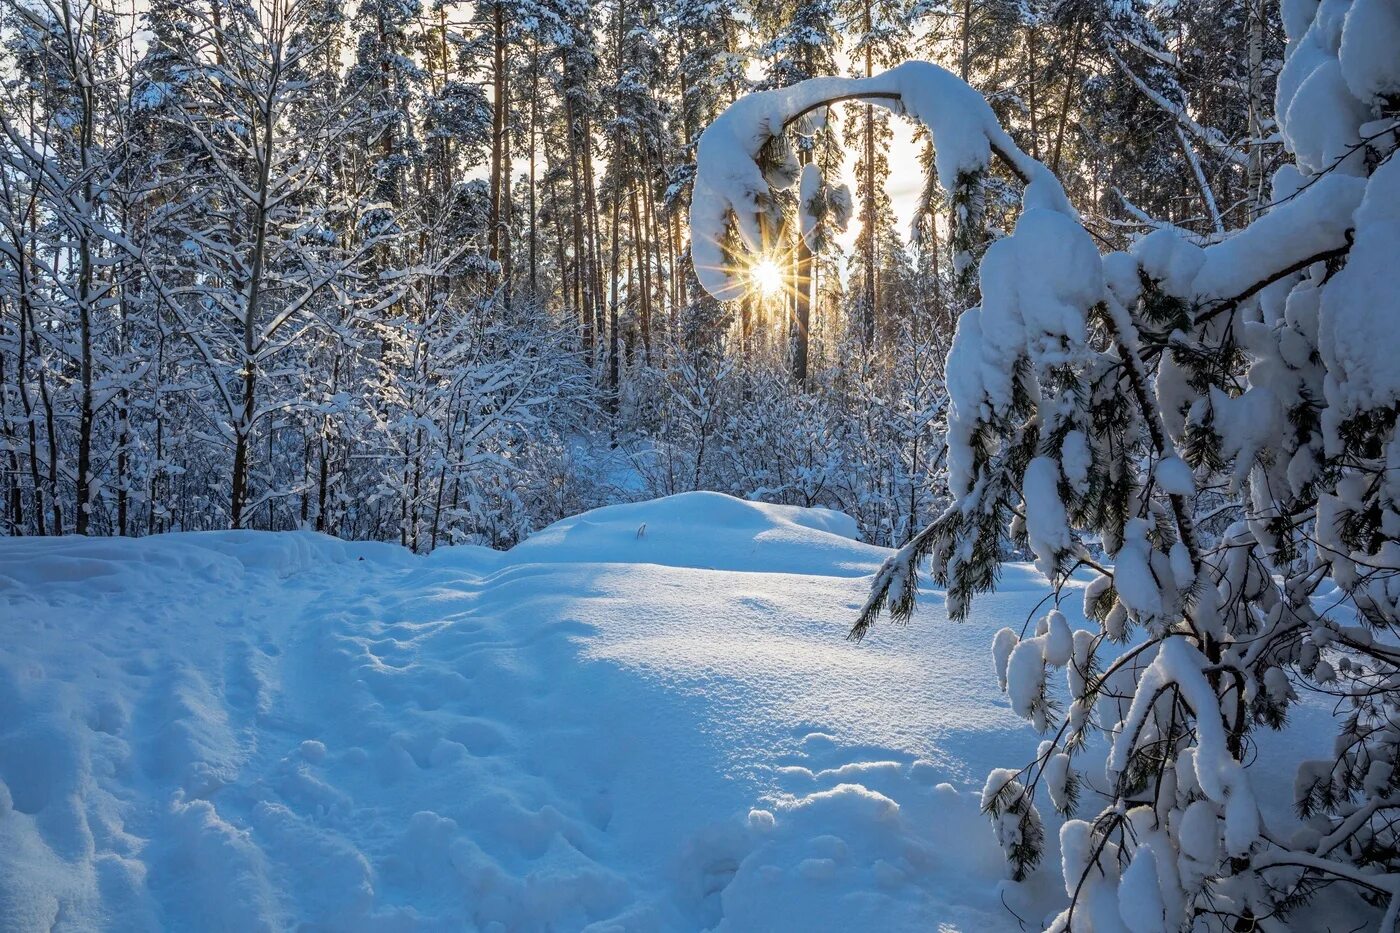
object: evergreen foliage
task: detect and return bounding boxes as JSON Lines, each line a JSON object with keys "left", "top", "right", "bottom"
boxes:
{"left": 691, "top": 4, "right": 1400, "bottom": 925}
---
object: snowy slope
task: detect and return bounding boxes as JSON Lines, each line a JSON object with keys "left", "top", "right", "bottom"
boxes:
{"left": 3, "top": 493, "right": 1090, "bottom": 930}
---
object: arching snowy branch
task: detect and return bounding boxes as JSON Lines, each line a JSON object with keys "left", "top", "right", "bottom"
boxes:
{"left": 688, "top": 60, "right": 1071, "bottom": 301}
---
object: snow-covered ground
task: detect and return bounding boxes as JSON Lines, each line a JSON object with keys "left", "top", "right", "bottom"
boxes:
{"left": 0, "top": 492, "right": 1324, "bottom": 930}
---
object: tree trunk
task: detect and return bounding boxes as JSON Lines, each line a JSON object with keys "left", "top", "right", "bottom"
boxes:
{"left": 547, "top": 169, "right": 572, "bottom": 325}
{"left": 671, "top": 211, "right": 686, "bottom": 319}
{"left": 630, "top": 182, "right": 651, "bottom": 364}
{"left": 606, "top": 0, "right": 627, "bottom": 403}
{"left": 0, "top": 354, "right": 22, "bottom": 533}
{"left": 1051, "top": 18, "right": 1084, "bottom": 176}
{"left": 1027, "top": 25, "right": 1040, "bottom": 161}
{"left": 528, "top": 40, "right": 539, "bottom": 299}
{"left": 230, "top": 366, "right": 256, "bottom": 529}
{"left": 1245, "top": 0, "right": 1265, "bottom": 217}
{"left": 862, "top": 7, "right": 877, "bottom": 351}
{"left": 608, "top": 175, "right": 622, "bottom": 407}
{"left": 13, "top": 209, "right": 45, "bottom": 535}
{"left": 230, "top": 92, "right": 276, "bottom": 529}
{"left": 488, "top": 1, "right": 507, "bottom": 282}
{"left": 71, "top": 28, "right": 97, "bottom": 535}
{"left": 960, "top": 0, "right": 973, "bottom": 81}
{"left": 564, "top": 97, "right": 591, "bottom": 355}
{"left": 793, "top": 145, "right": 813, "bottom": 383}
{"left": 38, "top": 342, "right": 61, "bottom": 534}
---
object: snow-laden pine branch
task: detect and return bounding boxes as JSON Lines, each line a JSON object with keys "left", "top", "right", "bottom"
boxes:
{"left": 690, "top": 15, "right": 1400, "bottom": 924}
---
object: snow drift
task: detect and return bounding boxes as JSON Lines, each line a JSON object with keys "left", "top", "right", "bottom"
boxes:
{"left": 2, "top": 493, "right": 1066, "bottom": 931}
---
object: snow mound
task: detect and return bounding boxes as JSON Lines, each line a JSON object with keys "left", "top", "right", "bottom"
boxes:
{"left": 509, "top": 491, "right": 881, "bottom": 576}
{"left": 0, "top": 529, "right": 355, "bottom": 599}
{"left": 711, "top": 772, "right": 1042, "bottom": 930}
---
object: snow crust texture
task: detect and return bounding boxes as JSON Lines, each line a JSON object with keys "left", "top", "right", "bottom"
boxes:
{"left": 1, "top": 493, "right": 1063, "bottom": 931}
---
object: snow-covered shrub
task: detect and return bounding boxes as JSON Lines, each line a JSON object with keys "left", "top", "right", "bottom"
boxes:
{"left": 631, "top": 340, "right": 739, "bottom": 496}
{"left": 691, "top": 21, "right": 1400, "bottom": 928}
{"left": 820, "top": 348, "right": 950, "bottom": 549}
{"left": 631, "top": 345, "right": 948, "bottom": 548}
{"left": 364, "top": 295, "right": 592, "bottom": 551}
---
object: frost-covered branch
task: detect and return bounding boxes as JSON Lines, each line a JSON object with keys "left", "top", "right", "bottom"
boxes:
{"left": 1104, "top": 44, "right": 1251, "bottom": 169}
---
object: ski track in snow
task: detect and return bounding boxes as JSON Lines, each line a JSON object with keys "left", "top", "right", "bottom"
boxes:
{"left": 1, "top": 493, "right": 1090, "bottom": 930}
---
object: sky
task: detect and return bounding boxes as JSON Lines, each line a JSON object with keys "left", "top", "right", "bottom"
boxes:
{"left": 833, "top": 105, "right": 927, "bottom": 254}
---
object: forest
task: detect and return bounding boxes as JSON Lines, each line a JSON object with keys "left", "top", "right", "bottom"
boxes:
{"left": 0, "top": 0, "right": 1309, "bottom": 552}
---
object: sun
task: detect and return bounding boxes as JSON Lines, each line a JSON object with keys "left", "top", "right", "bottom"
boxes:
{"left": 751, "top": 258, "right": 784, "bottom": 297}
